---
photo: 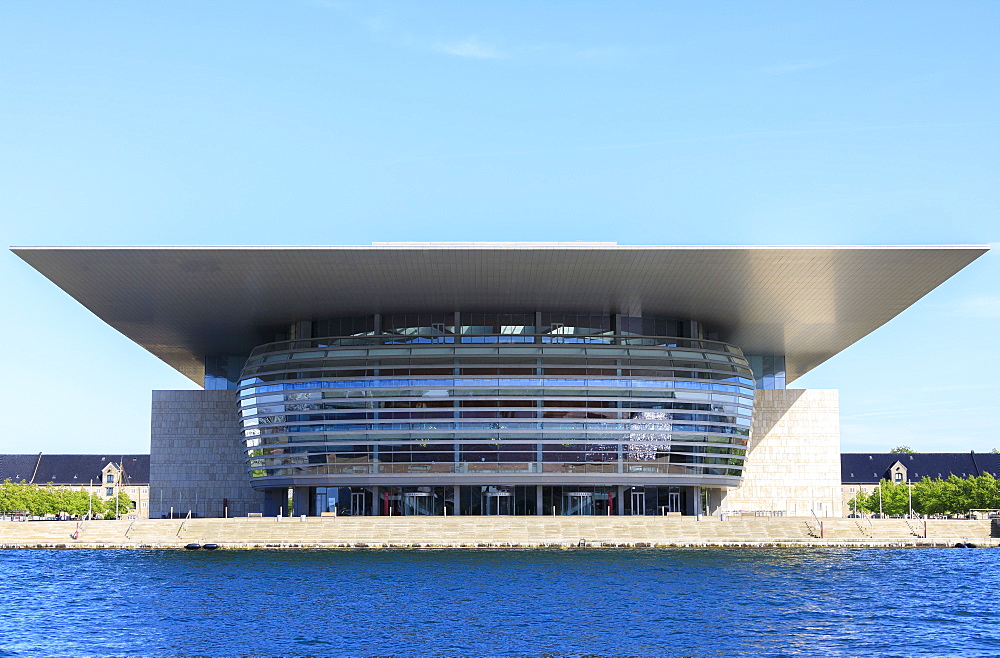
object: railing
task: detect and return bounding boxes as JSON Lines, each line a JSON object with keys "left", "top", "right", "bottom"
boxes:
{"left": 809, "top": 509, "right": 824, "bottom": 539}
{"left": 175, "top": 510, "right": 193, "bottom": 538}
{"left": 248, "top": 333, "right": 745, "bottom": 356}
{"left": 258, "top": 461, "right": 745, "bottom": 478}
{"left": 71, "top": 518, "right": 86, "bottom": 540}
{"left": 726, "top": 510, "right": 786, "bottom": 517}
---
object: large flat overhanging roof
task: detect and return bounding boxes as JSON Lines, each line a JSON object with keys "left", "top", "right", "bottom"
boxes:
{"left": 12, "top": 243, "right": 987, "bottom": 385}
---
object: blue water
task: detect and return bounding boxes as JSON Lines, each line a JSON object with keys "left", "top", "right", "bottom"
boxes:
{"left": 0, "top": 548, "right": 998, "bottom": 657}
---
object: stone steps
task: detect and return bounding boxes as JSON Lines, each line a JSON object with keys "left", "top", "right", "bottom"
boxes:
{"left": 1, "top": 518, "right": 993, "bottom": 548}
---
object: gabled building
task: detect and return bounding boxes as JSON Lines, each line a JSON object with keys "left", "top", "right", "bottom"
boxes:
{"left": 840, "top": 452, "right": 1000, "bottom": 511}
{"left": 0, "top": 453, "right": 150, "bottom": 518}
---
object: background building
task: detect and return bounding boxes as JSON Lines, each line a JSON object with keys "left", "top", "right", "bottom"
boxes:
{"left": 13, "top": 243, "right": 986, "bottom": 518}
{"left": 840, "top": 452, "right": 1000, "bottom": 512}
{"left": 0, "top": 453, "right": 150, "bottom": 518}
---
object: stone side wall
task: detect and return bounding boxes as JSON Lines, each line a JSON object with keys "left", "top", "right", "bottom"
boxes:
{"left": 720, "top": 389, "right": 842, "bottom": 517}
{"left": 150, "top": 390, "right": 263, "bottom": 518}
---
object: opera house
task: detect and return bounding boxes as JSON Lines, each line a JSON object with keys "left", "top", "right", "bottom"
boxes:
{"left": 13, "top": 242, "right": 986, "bottom": 518}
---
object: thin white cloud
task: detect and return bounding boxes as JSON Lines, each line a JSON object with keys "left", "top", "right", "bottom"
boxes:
{"left": 759, "top": 57, "right": 844, "bottom": 75}
{"left": 433, "top": 37, "right": 507, "bottom": 59}
{"left": 576, "top": 45, "right": 629, "bottom": 59}
{"left": 305, "top": 2, "right": 623, "bottom": 63}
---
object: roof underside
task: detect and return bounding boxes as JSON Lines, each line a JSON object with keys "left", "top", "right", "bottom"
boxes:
{"left": 12, "top": 244, "right": 986, "bottom": 385}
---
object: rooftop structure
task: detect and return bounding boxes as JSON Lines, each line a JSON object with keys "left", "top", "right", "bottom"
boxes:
{"left": 12, "top": 243, "right": 986, "bottom": 385}
{"left": 12, "top": 243, "right": 987, "bottom": 518}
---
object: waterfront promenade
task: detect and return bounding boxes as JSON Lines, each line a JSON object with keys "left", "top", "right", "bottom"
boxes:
{"left": 1, "top": 516, "right": 994, "bottom": 549}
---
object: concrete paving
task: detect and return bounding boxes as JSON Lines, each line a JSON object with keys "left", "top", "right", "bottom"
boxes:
{"left": 1, "top": 516, "right": 995, "bottom": 549}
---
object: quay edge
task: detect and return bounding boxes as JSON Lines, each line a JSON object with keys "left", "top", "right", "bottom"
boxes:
{"left": 1, "top": 517, "right": 995, "bottom": 550}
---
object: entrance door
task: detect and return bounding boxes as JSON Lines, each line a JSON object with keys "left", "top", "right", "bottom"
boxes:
{"left": 667, "top": 490, "right": 681, "bottom": 513}
{"left": 564, "top": 492, "right": 594, "bottom": 515}
{"left": 484, "top": 492, "right": 512, "bottom": 515}
{"left": 403, "top": 492, "right": 434, "bottom": 516}
{"left": 350, "top": 492, "right": 365, "bottom": 516}
{"left": 630, "top": 490, "right": 645, "bottom": 515}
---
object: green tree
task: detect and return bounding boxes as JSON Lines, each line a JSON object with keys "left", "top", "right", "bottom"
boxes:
{"left": 968, "top": 473, "right": 1000, "bottom": 511}
{"left": 913, "top": 476, "right": 944, "bottom": 515}
{"left": 867, "top": 479, "right": 911, "bottom": 515}
{"left": 103, "top": 491, "right": 134, "bottom": 519}
{"left": 57, "top": 488, "right": 93, "bottom": 516}
{"left": 847, "top": 490, "right": 869, "bottom": 515}
{"left": 907, "top": 473, "right": 1000, "bottom": 515}
{"left": 890, "top": 446, "right": 916, "bottom": 454}
{"left": 0, "top": 479, "right": 30, "bottom": 513}
{"left": 0, "top": 480, "right": 110, "bottom": 517}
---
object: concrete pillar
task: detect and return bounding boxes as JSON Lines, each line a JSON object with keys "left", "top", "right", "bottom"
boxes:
{"left": 536, "top": 485, "right": 544, "bottom": 516}
{"left": 683, "top": 487, "right": 696, "bottom": 516}
{"left": 694, "top": 486, "right": 703, "bottom": 516}
{"left": 263, "top": 488, "right": 286, "bottom": 517}
{"left": 292, "top": 487, "right": 311, "bottom": 516}
{"left": 705, "top": 488, "right": 722, "bottom": 515}
{"left": 372, "top": 486, "right": 380, "bottom": 516}
{"left": 453, "top": 485, "right": 461, "bottom": 516}
{"left": 616, "top": 485, "right": 625, "bottom": 516}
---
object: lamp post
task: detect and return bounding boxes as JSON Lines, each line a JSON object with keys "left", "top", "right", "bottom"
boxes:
{"left": 908, "top": 479, "right": 913, "bottom": 519}
{"left": 88, "top": 479, "right": 93, "bottom": 520}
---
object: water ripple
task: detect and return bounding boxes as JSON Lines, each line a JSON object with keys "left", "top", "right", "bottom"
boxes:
{"left": 0, "top": 548, "right": 998, "bottom": 656}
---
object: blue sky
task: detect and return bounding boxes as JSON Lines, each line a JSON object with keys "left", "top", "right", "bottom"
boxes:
{"left": 2, "top": 2, "right": 997, "bottom": 455}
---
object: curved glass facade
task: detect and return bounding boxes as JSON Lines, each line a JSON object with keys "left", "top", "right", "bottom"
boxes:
{"left": 237, "top": 314, "right": 754, "bottom": 513}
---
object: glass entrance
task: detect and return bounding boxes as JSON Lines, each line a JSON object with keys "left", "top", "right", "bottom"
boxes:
{"left": 592, "top": 490, "right": 613, "bottom": 516}
{"left": 350, "top": 492, "right": 366, "bottom": 516}
{"left": 667, "top": 488, "right": 681, "bottom": 513}
{"left": 402, "top": 492, "right": 434, "bottom": 516}
{"left": 630, "top": 490, "right": 645, "bottom": 515}
{"left": 483, "top": 491, "right": 512, "bottom": 515}
{"left": 564, "top": 492, "right": 594, "bottom": 515}
{"left": 314, "top": 487, "right": 337, "bottom": 515}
